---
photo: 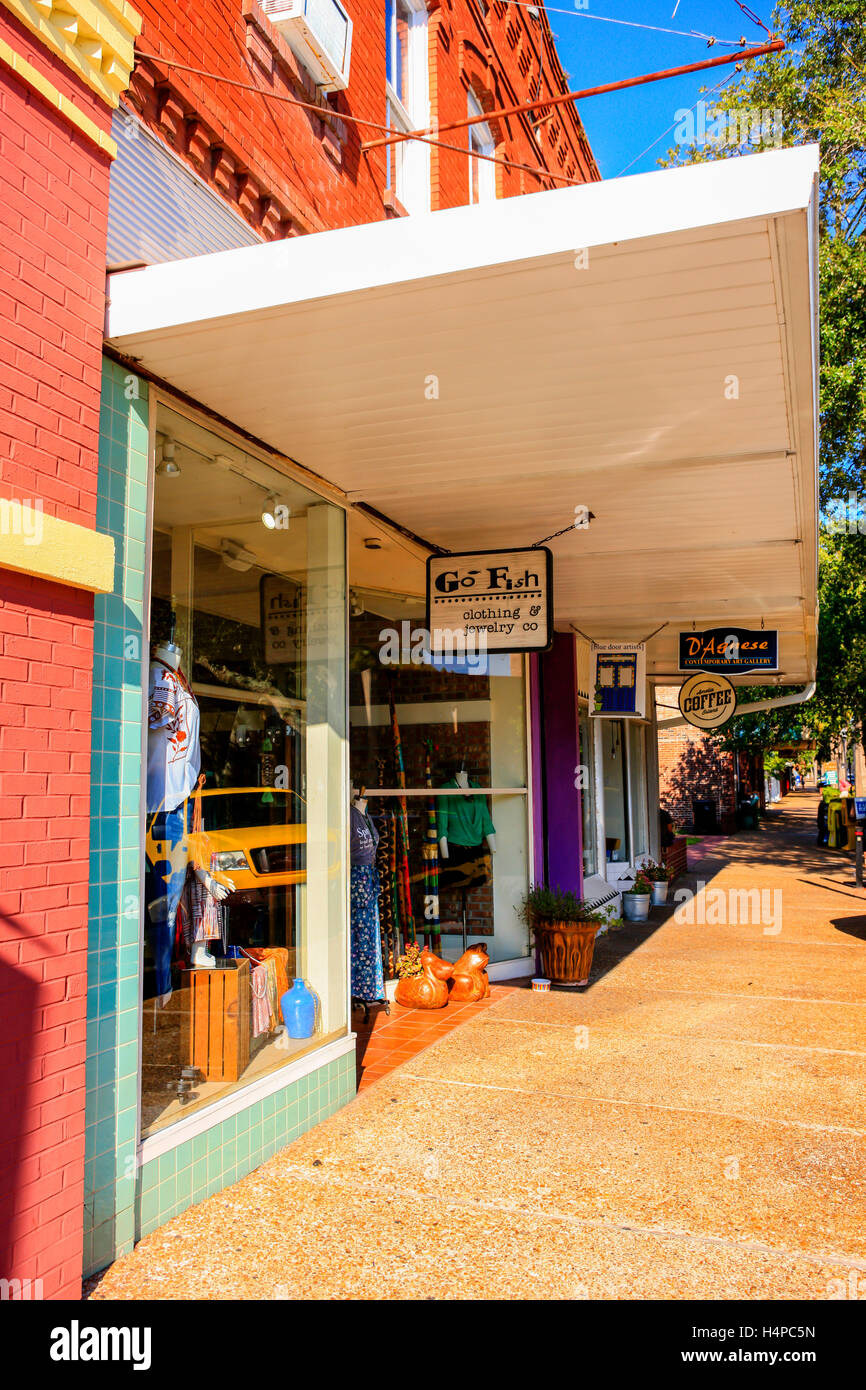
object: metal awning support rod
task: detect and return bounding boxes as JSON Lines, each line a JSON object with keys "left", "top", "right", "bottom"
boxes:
{"left": 361, "top": 39, "right": 785, "bottom": 152}
{"left": 657, "top": 680, "right": 816, "bottom": 729}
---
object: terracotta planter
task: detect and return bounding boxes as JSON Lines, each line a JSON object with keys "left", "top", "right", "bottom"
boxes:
{"left": 533, "top": 919, "right": 600, "bottom": 987}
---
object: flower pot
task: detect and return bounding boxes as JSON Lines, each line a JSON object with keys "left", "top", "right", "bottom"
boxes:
{"left": 394, "top": 948, "right": 453, "bottom": 1008}
{"left": 651, "top": 880, "right": 669, "bottom": 906}
{"left": 622, "top": 892, "right": 651, "bottom": 922}
{"left": 533, "top": 920, "right": 600, "bottom": 986}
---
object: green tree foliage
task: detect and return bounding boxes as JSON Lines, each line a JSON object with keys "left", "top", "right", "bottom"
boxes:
{"left": 663, "top": 2, "right": 866, "bottom": 754}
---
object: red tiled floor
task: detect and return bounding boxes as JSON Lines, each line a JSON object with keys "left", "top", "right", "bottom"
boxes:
{"left": 352, "top": 982, "right": 519, "bottom": 1088}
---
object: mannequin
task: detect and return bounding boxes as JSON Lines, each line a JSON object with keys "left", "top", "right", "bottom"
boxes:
{"left": 349, "top": 785, "right": 385, "bottom": 1009}
{"left": 144, "top": 638, "right": 233, "bottom": 999}
{"left": 438, "top": 762, "right": 496, "bottom": 863}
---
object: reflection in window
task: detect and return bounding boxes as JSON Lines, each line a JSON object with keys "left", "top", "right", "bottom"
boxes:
{"left": 141, "top": 405, "right": 346, "bottom": 1137}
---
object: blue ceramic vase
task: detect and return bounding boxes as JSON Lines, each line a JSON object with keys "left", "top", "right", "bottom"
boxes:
{"left": 280, "top": 977, "right": 318, "bottom": 1039}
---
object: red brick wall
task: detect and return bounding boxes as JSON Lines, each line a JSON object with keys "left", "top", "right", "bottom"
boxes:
{"left": 0, "top": 10, "right": 112, "bottom": 1301}
{"left": 123, "top": 0, "right": 598, "bottom": 241}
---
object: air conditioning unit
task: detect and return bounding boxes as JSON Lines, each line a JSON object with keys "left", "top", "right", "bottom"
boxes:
{"left": 262, "top": 0, "right": 353, "bottom": 92}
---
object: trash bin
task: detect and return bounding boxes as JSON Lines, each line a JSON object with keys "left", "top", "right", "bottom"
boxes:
{"left": 827, "top": 798, "right": 846, "bottom": 849}
{"left": 692, "top": 798, "right": 718, "bottom": 835}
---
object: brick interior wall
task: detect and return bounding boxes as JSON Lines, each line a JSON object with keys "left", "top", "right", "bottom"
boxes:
{"left": 0, "top": 9, "right": 112, "bottom": 1300}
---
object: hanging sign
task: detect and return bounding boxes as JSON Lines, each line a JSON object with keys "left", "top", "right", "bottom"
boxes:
{"left": 678, "top": 671, "right": 737, "bottom": 730}
{"left": 426, "top": 547, "right": 553, "bottom": 655}
{"left": 260, "top": 574, "right": 303, "bottom": 665}
{"left": 589, "top": 642, "right": 647, "bottom": 719}
{"left": 678, "top": 627, "right": 778, "bottom": 674}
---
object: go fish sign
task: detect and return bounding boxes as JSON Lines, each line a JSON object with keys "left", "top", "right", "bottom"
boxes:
{"left": 426, "top": 547, "right": 553, "bottom": 654}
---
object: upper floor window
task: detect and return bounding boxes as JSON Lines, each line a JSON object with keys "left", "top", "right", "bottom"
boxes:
{"left": 467, "top": 90, "right": 496, "bottom": 204}
{"left": 385, "top": 0, "right": 430, "bottom": 214}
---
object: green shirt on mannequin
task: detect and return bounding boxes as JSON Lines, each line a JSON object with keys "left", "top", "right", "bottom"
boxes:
{"left": 436, "top": 777, "right": 496, "bottom": 847}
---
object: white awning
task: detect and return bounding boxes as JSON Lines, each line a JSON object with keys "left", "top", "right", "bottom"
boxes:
{"left": 106, "top": 143, "right": 820, "bottom": 681}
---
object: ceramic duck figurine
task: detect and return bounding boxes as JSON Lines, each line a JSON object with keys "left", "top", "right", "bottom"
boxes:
{"left": 450, "top": 943, "right": 490, "bottom": 1002}
{"left": 394, "top": 948, "right": 453, "bottom": 1009}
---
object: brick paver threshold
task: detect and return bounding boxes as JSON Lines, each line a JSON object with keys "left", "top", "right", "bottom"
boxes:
{"left": 354, "top": 985, "right": 518, "bottom": 1090}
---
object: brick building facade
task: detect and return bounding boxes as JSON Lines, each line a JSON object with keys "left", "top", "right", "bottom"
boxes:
{"left": 121, "top": 0, "right": 596, "bottom": 244}
{"left": 0, "top": 0, "right": 139, "bottom": 1301}
{"left": 2, "top": 0, "right": 596, "bottom": 1295}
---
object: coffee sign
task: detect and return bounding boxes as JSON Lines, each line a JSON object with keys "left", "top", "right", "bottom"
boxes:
{"left": 678, "top": 672, "right": 737, "bottom": 730}
{"left": 426, "top": 547, "right": 553, "bottom": 655}
{"left": 679, "top": 627, "right": 778, "bottom": 675}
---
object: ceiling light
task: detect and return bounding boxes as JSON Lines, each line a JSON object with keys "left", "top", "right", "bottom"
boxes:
{"left": 261, "top": 494, "right": 290, "bottom": 530}
{"left": 363, "top": 536, "right": 383, "bottom": 550}
{"left": 220, "top": 539, "right": 257, "bottom": 572}
{"left": 157, "top": 438, "right": 181, "bottom": 477}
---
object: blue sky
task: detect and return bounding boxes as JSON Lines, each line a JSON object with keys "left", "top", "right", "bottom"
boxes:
{"left": 544, "top": 0, "right": 777, "bottom": 177}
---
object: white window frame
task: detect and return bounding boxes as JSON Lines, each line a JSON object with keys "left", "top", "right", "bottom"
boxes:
{"left": 385, "top": 0, "right": 430, "bottom": 214}
{"left": 467, "top": 89, "right": 496, "bottom": 204}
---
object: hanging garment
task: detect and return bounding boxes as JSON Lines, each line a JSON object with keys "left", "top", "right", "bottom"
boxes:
{"left": 389, "top": 686, "right": 416, "bottom": 941}
{"left": 439, "top": 841, "right": 492, "bottom": 893}
{"left": 374, "top": 799, "right": 398, "bottom": 978}
{"left": 177, "top": 867, "right": 225, "bottom": 946}
{"left": 350, "top": 805, "right": 379, "bottom": 865}
{"left": 245, "top": 946, "right": 290, "bottom": 1002}
{"left": 146, "top": 660, "right": 201, "bottom": 813}
{"left": 262, "top": 956, "right": 279, "bottom": 1029}
{"left": 250, "top": 964, "right": 271, "bottom": 1038}
{"left": 144, "top": 803, "right": 191, "bottom": 997}
{"left": 351, "top": 863, "right": 386, "bottom": 1003}
{"left": 436, "top": 778, "right": 496, "bottom": 847}
{"left": 422, "top": 742, "right": 440, "bottom": 934}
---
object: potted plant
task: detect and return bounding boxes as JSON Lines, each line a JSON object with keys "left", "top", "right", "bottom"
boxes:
{"left": 519, "top": 885, "right": 607, "bottom": 987}
{"left": 622, "top": 871, "right": 653, "bottom": 921}
{"left": 642, "top": 858, "right": 672, "bottom": 906}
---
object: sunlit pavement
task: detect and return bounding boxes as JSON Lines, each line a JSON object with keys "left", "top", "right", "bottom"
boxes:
{"left": 91, "top": 791, "right": 866, "bottom": 1300}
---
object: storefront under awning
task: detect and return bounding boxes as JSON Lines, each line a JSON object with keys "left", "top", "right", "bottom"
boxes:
{"left": 106, "top": 142, "right": 820, "bottom": 684}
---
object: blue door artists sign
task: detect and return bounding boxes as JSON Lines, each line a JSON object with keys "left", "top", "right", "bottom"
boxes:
{"left": 678, "top": 627, "right": 779, "bottom": 675}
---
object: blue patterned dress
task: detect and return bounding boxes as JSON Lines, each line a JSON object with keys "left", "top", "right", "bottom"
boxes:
{"left": 350, "top": 806, "right": 385, "bottom": 1002}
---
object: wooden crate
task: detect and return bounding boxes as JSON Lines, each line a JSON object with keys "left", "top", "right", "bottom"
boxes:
{"left": 181, "top": 959, "right": 250, "bottom": 1082}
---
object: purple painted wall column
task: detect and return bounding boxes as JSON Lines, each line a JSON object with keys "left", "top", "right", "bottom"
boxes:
{"left": 529, "top": 653, "right": 544, "bottom": 883}
{"left": 530, "top": 633, "right": 583, "bottom": 895}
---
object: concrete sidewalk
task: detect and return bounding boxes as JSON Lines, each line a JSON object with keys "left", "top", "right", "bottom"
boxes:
{"left": 91, "top": 791, "right": 866, "bottom": 1300}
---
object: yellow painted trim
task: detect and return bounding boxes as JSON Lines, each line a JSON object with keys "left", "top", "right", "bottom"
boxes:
{"left": 0, "top": 0, "right": 141, "bottom": 109}
{"left": 0, "top": 33, "right": 117, "bottom": 153}
{"left": 0, "top": 499, "right": 115, "bottom": 593}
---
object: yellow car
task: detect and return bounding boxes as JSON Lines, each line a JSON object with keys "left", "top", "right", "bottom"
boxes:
{"left": 146, "top": 786, "right": 307, "bottom": 892}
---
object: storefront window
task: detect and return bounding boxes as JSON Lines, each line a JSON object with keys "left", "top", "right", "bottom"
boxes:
{"left": 601, "top": 718, "right": 629, "bottom": 863}
{"left": 141, "top": 404, "right": 347, "bottom": 1137}
{"left": 348, "top": 590, "right": 530, "bottom": 969}
{"left": 579, "top": 709, "right": 597, "bottom": 877}
{"left": 627, "top": 722, "right": 648, "bottom": 861}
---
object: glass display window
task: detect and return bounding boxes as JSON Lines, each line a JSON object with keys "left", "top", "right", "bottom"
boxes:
{"left": 141, "top": 403, "right": 347, "bottom": 1137}
{"left": 348, "top": 587, "right": 530, "bottom": 968}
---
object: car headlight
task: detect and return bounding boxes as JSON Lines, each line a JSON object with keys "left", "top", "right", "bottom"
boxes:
{"left": 212, "top": 851, "right": 248, "bottom": 872}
